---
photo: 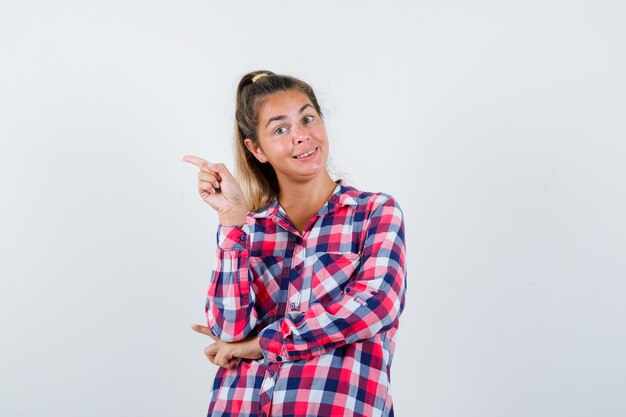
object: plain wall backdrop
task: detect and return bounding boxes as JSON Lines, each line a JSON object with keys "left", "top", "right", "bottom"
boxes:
{"left": 1, "top": 1, "right": 625, "bottom": 416}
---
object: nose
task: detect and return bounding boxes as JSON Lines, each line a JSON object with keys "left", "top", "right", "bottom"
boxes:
{"left": 291, "top": 124, "right": 310, "bottom": 144}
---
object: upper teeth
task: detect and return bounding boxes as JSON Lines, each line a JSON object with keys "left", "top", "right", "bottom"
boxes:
{"left": 296, "top": 149, "right": 315, "bottom": 159}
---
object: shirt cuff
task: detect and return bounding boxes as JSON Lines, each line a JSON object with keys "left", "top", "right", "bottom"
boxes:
{"left": 216, "top": 224, "right": 248, "bottom": 251}
{"left": 258, "top": 321, "right": 288, "bottom": 363}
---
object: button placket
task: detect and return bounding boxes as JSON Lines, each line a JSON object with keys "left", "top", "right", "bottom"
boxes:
{"left": 288, "top": 292, "right": 301, "bottom": 311}
{"left": 260, "top": 362, "right": 281, "bottom": 415}
{"left": 286, "top": 237, "right": 306, "bottom": 311}
{"left": 299, "top": 253, "right": 316, "bottom": 311}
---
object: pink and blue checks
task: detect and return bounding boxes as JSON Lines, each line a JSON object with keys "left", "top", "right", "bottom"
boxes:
{"left": 204, "top": 179, "right": 407, "bottom": 417}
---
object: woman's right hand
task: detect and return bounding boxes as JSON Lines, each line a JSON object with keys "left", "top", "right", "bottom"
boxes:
{"left": 182, "top": 155, "right": 247, "bottom": 225}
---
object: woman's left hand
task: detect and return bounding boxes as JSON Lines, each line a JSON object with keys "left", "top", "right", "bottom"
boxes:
{"left": 191, "top": 324, "right": 264, "bottom": 369}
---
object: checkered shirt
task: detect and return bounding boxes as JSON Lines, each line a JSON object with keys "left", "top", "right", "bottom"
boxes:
{"left": 204, "top": 178, "right": 407, "bottom": 417}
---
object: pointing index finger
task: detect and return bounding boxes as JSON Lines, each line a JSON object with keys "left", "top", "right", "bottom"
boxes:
{"left": 182, "top": 155, "right": 208, "bottom": 167}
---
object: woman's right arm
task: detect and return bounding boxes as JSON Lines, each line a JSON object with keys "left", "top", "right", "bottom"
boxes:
{"left": 206, "top": 223, "right": 259, "bottom": 342}
{"left": 182, "top": 155, "right": 257, "bottom": 342}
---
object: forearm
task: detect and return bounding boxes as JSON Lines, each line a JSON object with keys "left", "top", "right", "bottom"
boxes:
{"left": 258, "top": 268, "right": 405, "bottom": 362}
{"left": 206, "top": 224, "right": 259, "bottom": 342}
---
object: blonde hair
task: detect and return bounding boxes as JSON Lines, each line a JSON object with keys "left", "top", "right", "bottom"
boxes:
{"left": 234, "top": 70, "right": 324, "bottom": 211}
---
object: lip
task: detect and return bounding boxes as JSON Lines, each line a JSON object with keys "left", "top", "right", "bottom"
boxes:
{"left": 292, "top": 147, "right": 319, "bottom": 160}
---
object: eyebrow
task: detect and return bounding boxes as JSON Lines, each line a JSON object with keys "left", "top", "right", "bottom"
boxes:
{"left": 265, "top": 104, "right": 313, "bottom": 128}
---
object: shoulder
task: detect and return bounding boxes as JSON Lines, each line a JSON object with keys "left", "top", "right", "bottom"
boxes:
{"left": 339, "top": 180, "right": 404, "bottom": 218}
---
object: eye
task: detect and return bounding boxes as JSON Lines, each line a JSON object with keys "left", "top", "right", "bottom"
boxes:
{"left": 274, "top": 126, "right": 288, "bottom": 135}
{"left": 303, "top": 115, "right": 314, "bottom": 124}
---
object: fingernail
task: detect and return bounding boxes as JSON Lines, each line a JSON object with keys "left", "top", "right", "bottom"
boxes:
{"left": 214, "top": 182, "right": 220, "bottom": 189}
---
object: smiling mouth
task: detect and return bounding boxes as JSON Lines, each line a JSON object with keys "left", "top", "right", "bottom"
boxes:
{"left": 293, "top": 147, "right": 318, "bottom": 159}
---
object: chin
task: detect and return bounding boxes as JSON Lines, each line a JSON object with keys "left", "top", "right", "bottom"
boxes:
{"left": 301, "top": 166, "right": 328, "bottom": 179}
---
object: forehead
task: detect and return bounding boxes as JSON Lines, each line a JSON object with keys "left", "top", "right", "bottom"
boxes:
{"left": 257, "top": 89, "right": 314, "bottom": 121}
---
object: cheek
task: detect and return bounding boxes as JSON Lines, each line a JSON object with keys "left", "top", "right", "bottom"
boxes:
{"left": 264, "top": 143, "right": 290, "bottom": 161}
{"left": 313, "top": 126, "right": 328, "bottom": 141}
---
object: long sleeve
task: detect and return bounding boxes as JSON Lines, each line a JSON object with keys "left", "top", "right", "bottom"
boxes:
{"left": 205, "top": 224, "right": 259, "bottom": 342}
{"left": 257, "top": 196, "right": 407, "bottom": 362}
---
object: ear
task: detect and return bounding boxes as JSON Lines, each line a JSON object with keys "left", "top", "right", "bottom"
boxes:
{"left": 244, "top": 138, "right": 268, "bottom": 163}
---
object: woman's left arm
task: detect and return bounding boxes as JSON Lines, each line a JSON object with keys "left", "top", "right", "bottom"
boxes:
{"left": 257, "top": 195, "right": 407, "bottom": 363}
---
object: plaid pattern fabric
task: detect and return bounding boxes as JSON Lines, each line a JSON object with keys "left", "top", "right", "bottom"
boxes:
{"left": 205, "top": 179, "right": 407, "bottom": 417}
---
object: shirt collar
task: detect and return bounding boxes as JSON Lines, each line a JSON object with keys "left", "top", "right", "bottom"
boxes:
{"left": 250, "top": 178, "right": 359, "bottom": 220}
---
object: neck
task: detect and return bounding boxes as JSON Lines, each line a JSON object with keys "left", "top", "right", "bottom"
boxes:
{"left": 277, "top": 171, "right": 337, "bottom": 212}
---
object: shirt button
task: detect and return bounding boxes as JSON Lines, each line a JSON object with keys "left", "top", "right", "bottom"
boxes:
{"left": 276, "top": 356, "right": 282, "bottom": 362}
{"left": 295, "top": 237, "right": 302, "bottom": 244}
{"left": 269, "top": 371, "right": 275, "bottom": 377}
{"left": 290, "top": 302, "right": 296, "bottom": 309}
{"left": 239, "top": 234, "right": 246, "bottom": 241}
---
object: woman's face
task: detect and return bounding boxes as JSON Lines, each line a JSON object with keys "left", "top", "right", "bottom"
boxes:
{"left": 245, "top": 89, "right": 329, "bottom": 183}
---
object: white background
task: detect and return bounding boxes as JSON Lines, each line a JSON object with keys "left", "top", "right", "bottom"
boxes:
{"left": 1, "top": 1, "right": 625, "bottom": 416}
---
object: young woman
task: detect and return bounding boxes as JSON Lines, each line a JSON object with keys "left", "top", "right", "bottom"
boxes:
{"left": 183, "top": 71, "right": 407, "bottom": 417}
